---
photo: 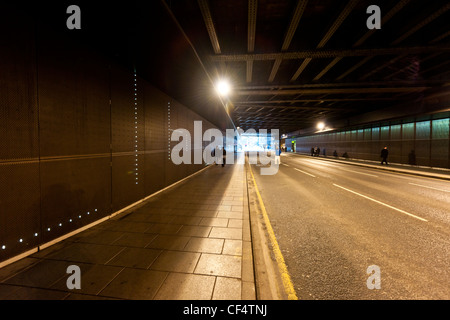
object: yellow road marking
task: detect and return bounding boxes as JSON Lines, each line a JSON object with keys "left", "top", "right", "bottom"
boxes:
{"left": 249, "top": 164, "right": 298, "bottom": 300}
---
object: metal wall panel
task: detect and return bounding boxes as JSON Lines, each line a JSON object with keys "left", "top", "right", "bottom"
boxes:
{"left": 142, "top": 83, "right": 167, "bottom": 196}
{"left": 369, "top": 141, "right": 379, "bottom": 161}
{"left": 402, "top": 123, "right": 415, "bottom": 140}
{"left": 415, "top": 121, "right": 431, "bottom": 166}
{"left": 166, "top": 99, "right": 189, "bottom": 186}
{"left": 38, "top": 43, "right": 111, "bottom": 158}
{"left": 111, "top": 66, "right": 145, "bottom": 211}
{"left": 40, "top": 157, "right": 111, "bottom": 242}
{"left": 390, "top": 124, "right": 401, "bottom": 140}
{"left": 144, "top": 152, "right": 166, "bottom": 196}
{"left": 369, "top": 127, "right": 381, "bottom": 161}
{"left": 401, "top": 123, "right": 415, "bottom": 164}
{"left": 0, "top": 29, "right": 38, "bottom": 160}
{"left": 430, "top": 140, "right": 448, "bottom": 168}
{"left": 415, "top": 142, "right": 430, "bottom": 166}
{"left": 360, "top": 129, "right": 370, "bottom": 158}
{"left": 432, "top": 119, "right": 449, "bottom": 140}
{"left": 0, "top": 8, "right": 221, "bottom": 263}
{"left": 0, "top": 8, "right": 40, "bottom": 261}
{"left": 364, "top": 129, "right": 371, "bottom": 141}
{"left": 294, "top": 117, "right": 449, "bottom": 168}
{"left": 143, "top": 84, "right": 167, "bottom": 151}
{"left": 37, "top": 30, "right": 112, "bottom": 244}
{"left": 345, "top": 130, "right": 351, "bottom": 142}
{"left": 416, "top": 121, "right": 431, "bottom": 139}
{"left": 430, "top": 119, "right": 450, "bottom": 168}
{"left": 380, "top": 126, "right": 390, "bottom": 140}
{"left": 372, "top": 127, "right": 380, "bottom": 140}
{"left": 0, "top": 163, "right": 41, "bottom": 262}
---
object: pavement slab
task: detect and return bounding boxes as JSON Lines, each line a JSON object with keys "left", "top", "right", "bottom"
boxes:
{"left": 0, "top": 161, "right": 256, "bottom": 300}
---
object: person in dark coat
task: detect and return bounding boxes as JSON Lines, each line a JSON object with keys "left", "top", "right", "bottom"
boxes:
{"left": 212, "top": 147, "right": 217, "bottom": 165}
{"left": 222, "top": 147, "right": 226, "bottom": 167}
{"left": 381, "top": 146, "right": 389, "bottom": 165}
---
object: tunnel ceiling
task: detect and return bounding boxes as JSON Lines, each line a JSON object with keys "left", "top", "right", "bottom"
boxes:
{"left": 27, "top": 1, "right": 450, "bottom": 134}
{"left": 163, "top": 0, "right": 450, "bottom": 134}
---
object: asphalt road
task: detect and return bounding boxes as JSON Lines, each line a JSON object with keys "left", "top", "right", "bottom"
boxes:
{"left": 250, "top": 153, "right": 450, "bottom": 300}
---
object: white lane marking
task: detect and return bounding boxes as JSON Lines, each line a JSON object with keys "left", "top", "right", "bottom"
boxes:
{"left": 294, "top": 168, "right": 316, "bottom": 177}
{"left": 281, "top": 163, "right": 290, "bottom": 167}
{"left": 408, "top": 182, "right": 450, "bottom": 193}
{"left": 333, "top": 183, "right": 428, "bottom": 222}
{"left": 302, "top": 159, "right": 333, "bottom": 166}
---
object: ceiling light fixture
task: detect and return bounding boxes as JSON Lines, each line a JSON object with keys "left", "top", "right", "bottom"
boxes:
{"left": 215, "top": 79, "right": 231, "bottom": 96}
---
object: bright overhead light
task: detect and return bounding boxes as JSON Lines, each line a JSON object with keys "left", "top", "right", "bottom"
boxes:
{"left": 317, "top": 122, "right": 325, "bottom": 130}
{"left": 215, "top": 79, "right": 231, "bottom": 96}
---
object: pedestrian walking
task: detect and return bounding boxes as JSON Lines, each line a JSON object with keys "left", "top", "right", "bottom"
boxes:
{"left": 381, "top": 146, "right": 389, "bottom": 165}
{"left": 212, "top": 147, "right": 217, "bottom": 165}
{"left": 275, "top": 146, "right": 281, "bottom": 164}
{"left": 222, "top": 147, "right": 226, "bottom": 167}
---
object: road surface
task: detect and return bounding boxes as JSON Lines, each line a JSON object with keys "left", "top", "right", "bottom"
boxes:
{"left": 250, "top": 153, "right": 450, "bottom": 299}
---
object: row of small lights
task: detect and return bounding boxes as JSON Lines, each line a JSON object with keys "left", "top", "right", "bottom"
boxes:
{"left": 1, "top": 209, "right": 98, "bottom": 251}
{"left": 3, "top": 71, "right": 141, "bottom": 251}
{"left": 134, "top": 71, "right": 139, "bottom": 185}
{"left": 168, "top": 101, "right": 171, "bottom": 160}
{"left": 3, "top": 78, "right": 236, "bottom": 252}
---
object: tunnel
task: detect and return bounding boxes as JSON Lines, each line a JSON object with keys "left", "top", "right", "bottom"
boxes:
{"left": 0, "top": 0, "right": 449, "bottom": 305}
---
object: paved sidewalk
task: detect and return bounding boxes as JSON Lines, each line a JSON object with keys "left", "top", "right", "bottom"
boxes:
{"left": 0, "top": 159, "right": 255, "bottom": 300}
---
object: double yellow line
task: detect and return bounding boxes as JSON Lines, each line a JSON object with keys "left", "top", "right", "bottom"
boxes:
{"left": 248, "top": 165, "right": 298, "bottom": 300}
